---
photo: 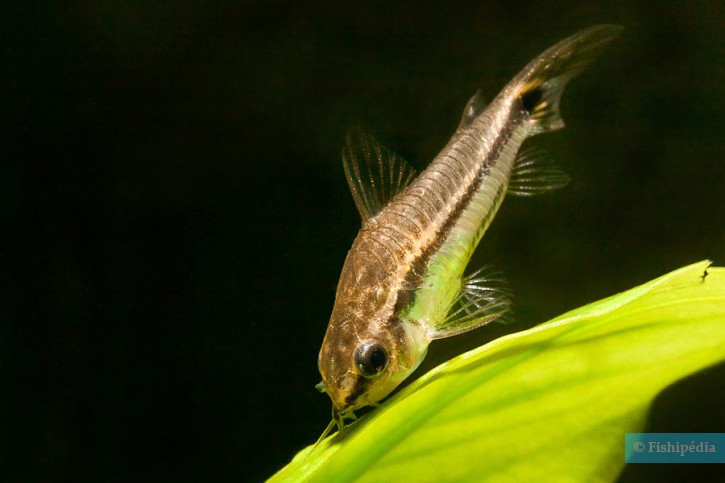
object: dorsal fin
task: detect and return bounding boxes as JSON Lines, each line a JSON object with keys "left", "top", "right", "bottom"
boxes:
{"left": 342, "top": 127, "right": 418, "bottom": 222}
{"left": 457, "top": 90, "right": 487, "bottom": 129}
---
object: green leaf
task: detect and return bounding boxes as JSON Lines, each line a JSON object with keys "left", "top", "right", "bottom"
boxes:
{"left": 271, "top": 261, "right": 725, "bottom": 482}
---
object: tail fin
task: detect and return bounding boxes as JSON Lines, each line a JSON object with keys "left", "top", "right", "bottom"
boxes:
{"left": 512, "top": 25, "right": 623, "bottom": 135}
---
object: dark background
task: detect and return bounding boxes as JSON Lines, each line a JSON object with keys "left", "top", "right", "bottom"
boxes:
{"left": 3, "top": 1, "right": 724, "bottom": 481}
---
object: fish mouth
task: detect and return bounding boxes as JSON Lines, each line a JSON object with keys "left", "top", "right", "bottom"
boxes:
{"left": 332, "top": 406, "right": 344, "bottom": 430}
{"left": 316, "top": 384, "right": 352, "bottom": 433}
{"left": 332, "top": 405, "right": 358, "bottom": 432}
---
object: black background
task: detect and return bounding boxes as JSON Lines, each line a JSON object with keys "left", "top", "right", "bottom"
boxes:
{"left": 4, "top": 1, "right": 724, "bottom": 481}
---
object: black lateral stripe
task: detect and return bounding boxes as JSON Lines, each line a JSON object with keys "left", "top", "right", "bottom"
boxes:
{"left": 392, "top": 107, "right": 527, "bottom": 314}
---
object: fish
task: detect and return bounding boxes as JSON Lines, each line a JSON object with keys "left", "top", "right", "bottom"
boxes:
{"left": 316, "top": 25, "right": 622, "bottom": 434}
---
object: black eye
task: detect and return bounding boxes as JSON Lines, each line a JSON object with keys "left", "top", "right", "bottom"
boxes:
{"left": 354, "top": 341, "right": 388, "bottom": 377}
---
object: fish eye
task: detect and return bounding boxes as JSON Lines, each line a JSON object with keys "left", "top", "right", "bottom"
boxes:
{"left": 354, "top": 341, "right": 388, "bottom": 377}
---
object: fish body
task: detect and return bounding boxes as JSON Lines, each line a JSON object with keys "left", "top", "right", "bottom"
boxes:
{"left": 317, "top": 25, "right": 622, "bottom": 429}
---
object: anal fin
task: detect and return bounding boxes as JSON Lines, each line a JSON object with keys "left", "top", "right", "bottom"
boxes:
{"left": 508, "top": 147, "right": 570, "bottom": 196}
{"left": 429, "top": 266, "right": 512, "bottom": 340}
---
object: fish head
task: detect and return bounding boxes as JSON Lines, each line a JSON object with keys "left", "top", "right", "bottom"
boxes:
{"left": 317, "top": 307, "right": 428, "bottom": 420}
{"left": 315, "top": 231, "right": 431, "bottom": 426}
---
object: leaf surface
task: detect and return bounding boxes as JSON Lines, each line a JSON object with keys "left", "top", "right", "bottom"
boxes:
{"left": 271, "top": 261, "right": 725, "bottom": 482}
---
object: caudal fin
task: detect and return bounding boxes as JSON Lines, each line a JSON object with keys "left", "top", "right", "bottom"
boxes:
{"left": 512, "top": 25, "right": 623, "bottom": 135}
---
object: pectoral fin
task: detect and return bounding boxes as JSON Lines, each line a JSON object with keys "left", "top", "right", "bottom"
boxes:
{"left": 429, "top": 266, "right": 512, "bottom": 340}
{"left": 342, "top": 127, "right": 418, "bottom": 222}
